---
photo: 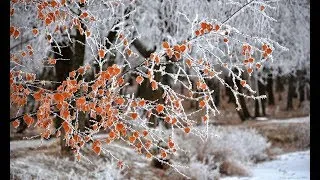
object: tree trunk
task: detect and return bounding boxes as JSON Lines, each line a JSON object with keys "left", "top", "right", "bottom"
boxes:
{"left": 276, "top": 73, "right": 285, "bottom": 102}
{"left": 298, "top": 81, "right": 305, "bottom": 107}
{"left": 234, "top": 80, "right": 252, "bottom": 121}
{"left": 306, "top": 82, "right": 310, "bottom": 101}
{"left": 53, "top": 45, "right": 74, "bottom": 156}
{"left": 297, "top": 69, "right": 306, "bottom": 107}
{"left": 239, "top": 95, "right": 252, "bottom": 120}
{"left": 206, "top": 79, "right": 220, "bottom": 107}
{"left": 286, "top": 75, "right": 295, "bottom": 111}
{"left": 133, "top": 40, "right": 163, "bottom": 128}
{"left": 254, "top": 79, "right": 266, "bottom": 117}
{"left": 214, "top": 80, "right": 220, "bottom": 107}
{"left": 225, "top": 77, "right": 235, "bottom": 104}
{"left": 266, "top": 74, "right": 275, "bottom": 105}
{"left": 53, "top": 29, "right": 86, "bottom": 155}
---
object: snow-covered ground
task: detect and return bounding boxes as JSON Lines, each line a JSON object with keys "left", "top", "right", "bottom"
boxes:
{"left": 222, "top": 150, "right": 310, "bottom": 180}
{"left": 258, "top": 116, "right": 310, "bottom": 124}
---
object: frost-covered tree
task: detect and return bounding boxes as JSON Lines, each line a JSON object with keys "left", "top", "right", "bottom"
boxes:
{"left": 10, "top": 0, "right": 286, "bottom": 177}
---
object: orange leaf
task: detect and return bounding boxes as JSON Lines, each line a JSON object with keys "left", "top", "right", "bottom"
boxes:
{"left": 115, "top": 123, "right": 124, "bottom": 131}
{"left": 80, "top": 12, "right": 88, "bottom": 18}
{"left": 109, "top": 130, "right": 116, "bottom": 139}
{"left": 200, "top": 22, "right": 207, "bottom": 29}
{"left": 179, "top": 44, "right": 187, "bottom": 53}
{"left": 10, "top": 8, "right": 14, "bottom": 16}
{"left": 79, "top": 0, "right": 87, "bottom": 4}
{"left": 200, "top": 83, "right": 207, "bottom": 90}
{"left": 85, "top": 30, "right": 91, "bottom": 37}
{"left": 215, "top": 25, "right": 220, "bottom": 31}
{"left": 266, "top": 48, "right": 272, "bottom": 54}
{"left": 168, "top": 141, "right": 174, "bottom": 148}
{"left": 133, "top": 131, "right": 139, "bottom": 138}
{"left": 156, "top": 104, "right": 164, "bottom": 114}
{"left": 53, "top": 93, "right": 64, "bottom": 103}
{"left": 146, "top": 153, "right": 152, "bottom": 159}
{"left": 136, "top": 76, "right": 144, "bottom": 85}
{"left": 174, "top": 52, "right": 181, "bottom": 60}
{"left": 115, "top": 97, "right": 125, "bottom": 105}
{"left": 76, "top": 96, "right": 86, "bottom": 107}
{"left": 48, "top": 58, "right": 56, "bottom": 65}
{"left": 184, "top": 127, "right": 191, "bottom": 133}
{"left": 138, "top": 99, "right": 146, "bottom": 107}
{"left": 142, "top": 130, "right": 148, "bottom": 137}
{"left": 131, "top": 112, "right": 138, "bottom": 120}
{"left": 202, "top": 115, "right": 208, "bottom": 122}
{"left": 92, "top": 145, "right": 101, "bottom": 155}
{"left": 151, "top": 80, "right": 158, "bottom": 90}
{"left": 186, "top": 59, "right": 192, "bottom": 68}
{"left": 62, "top": 121, "right": 71, "bottom": 134}
{"left": 10, "top": 26, "right": 15, "bottom": 36}
{"left": 199, "top": 100, "right": 206, "bottom": 108}
{"left": 165, "top": 116, "right": 171, "bottom": 123}
{"left": 129, "top": 136, "right": 136, "bottom": 143}
{"left": 23, "top": 114, "right": 34, "bottom": 127}
{"left": 13, "top": 29, "right": 20, "bottom": 39}
{"left": 195, "top": 30, "right": 200, "bottom": 36}
{"left": 155, "top": 56, "right": 160, "bottom": 65}
{"left": 127, "top": 49, "right": 132, "bottom": 56}
{"left": 160, "top": 150, "right": 167, "bottom": 158}
{"left": 12, "top": 120, "right": 20, "bottom": 128}
{"left": 98, "top": 49, "right": 106, "bottom": 59}
{"left": 171, "top": 117, "right": 177, "bottom": 124}
{"left": 256, "top": 63, "right": 261, "bottom": 69}
{"left": 117, "top": 77, "right": 124, "bottom": 86}
{"left": 240, "top": 80, "right": 246, "bottom": 87}
{"left": 45, "top": 17, "right": 52, "bottom": 26}
{"left": 78, "top": 67, "right": 85, "bottom": 75}
{"left": 162, "top": 41, "right": 170, "bottom": 49}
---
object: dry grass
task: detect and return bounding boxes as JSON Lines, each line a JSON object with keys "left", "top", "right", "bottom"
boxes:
{"left": 248, "top": 121, "right": 310, "bottom": 153}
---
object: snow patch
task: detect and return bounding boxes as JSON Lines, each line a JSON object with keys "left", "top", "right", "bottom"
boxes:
{"left": 221, "top": 150, "right": 310, "bottom": 180}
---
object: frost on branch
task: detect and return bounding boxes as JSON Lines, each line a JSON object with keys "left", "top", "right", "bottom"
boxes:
{"left": 10, "top": 0, "right": 285, "bottom": 177}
